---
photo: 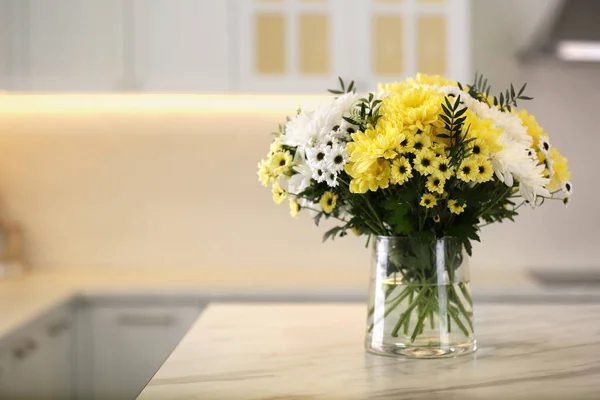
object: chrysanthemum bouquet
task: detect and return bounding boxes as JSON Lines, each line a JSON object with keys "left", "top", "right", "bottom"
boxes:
{"left": 258, "top": 74, "right": 572, "bottom": 348}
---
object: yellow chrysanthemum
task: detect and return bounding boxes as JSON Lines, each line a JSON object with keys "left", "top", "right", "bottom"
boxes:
{"left": 407, "top": 73, "right": 457, "bottom": 88}
{"left": 548, "top": 147, "right": 571, "bottom": 190}
{"left": 426, "top": 174, "right": 446, "bottom": 194}
{"left": 396, "top": 134, "right": 415, "bottom": 154}
{"left": 411, "top": 133, "right": 433, "bottom": 154}
{"left": 448, "top": 199, "right": 466, "bottom": 215}
{"left": 420, "top": 193, "right": 438, "bottom": 208}
{"left": 517, "top": 109, "right": 547, "bottom": 149}
{"left": 257, "top": 160, "right": 275, "bottom": 187}
{"left": 270, "top": 151, "right": 293, "bottom": 175}
{"left": 320, "top": 192, "right": 338, "bottom": 214}
{"left": 390, "top": 156, "right": 413, "bottom": 185}
{"left": 457, "top": 158, "right": 478, "bottom": 182}
{"left": 464, "top": 110, "right": 503, "bottom": 154}
{"left": 473, "top": 156, "right": 494, "bottom": 183}
{"left": 414, "top": 149, "right": 437, "bottom": 176}
{"left": 434, "top": 157, "right": 454, "bottom": 180}
{"left": 346, "top": 159, "right": 391, "bottom": 194}
{"left": 289, "top": 198, "right": 300, "bottom": 218}
{"left": 272, "top": 183, "right": 287, "bottom": 205}
{"left": 380, "top": 87, "right": 445, "bottom": 135}
{"left": 379, "top": 81, "right": 411, "bottom": 94}
{"left": 269, "top": 137, "right": 283, "bottom": 155}
{"left": 346, "top": 122, "right": 403, "bottom": 174}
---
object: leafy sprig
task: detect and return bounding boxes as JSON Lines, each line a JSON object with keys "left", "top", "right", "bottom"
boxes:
{"left": 328, "top": 77, "right": 356, "bottom": 95}
{"left": 438, "top": 95, "right": 474, "bottom": 167}
{"left": 461, "top": 72, "right": 533, "bottom": 112}
{"left": 343, "top": 93, "right": 382, "bottom": 130}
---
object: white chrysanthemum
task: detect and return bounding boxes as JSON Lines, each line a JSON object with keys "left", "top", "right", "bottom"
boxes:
{"left": 306, "top": 143, "right": 329, "bottom": 169}
{"left": 325, "top": 171, "right": 339, "bottom": 187}
{"left": 539, "top": 136, "right": 551, "bottom": 154}
{"left": 490, "top": 135, "right": 550, "bottom": 203}
{"left": 282, "top": 111, "right": 314, "bottom": 148}
{"left": 288, "top": 163, "right": 312, "bottom": 195}
{"left": 325, "top": 141, "right": 349, "bottom": 173}
{"left": 562, "top": 181, "right": 573, "bottom": 198}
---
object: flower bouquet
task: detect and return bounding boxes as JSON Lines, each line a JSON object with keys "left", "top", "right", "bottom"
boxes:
{"left": 258, "top": 74, "right": 572, "bottom": 358}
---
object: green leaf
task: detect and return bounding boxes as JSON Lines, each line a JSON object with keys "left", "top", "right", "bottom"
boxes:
{"left": 386, "top": 202, "right": 413, "bottom": 235}
{"left": 323, "top": 226, "right": 345, "bottom": 242}
{"left": 519, "top": 96, "right": 533, "bottom": 100}
{"left": 339, "top": 77, "right": 345, "bottom": 91}
{"left": 437, "top": 133, "right": 451, "bottom": 138}
{"left": 347, "top": 81, "right": 355, "bottom": 93}
{"left": 499, "top": 92, "right": 504, "bottom": 106}
{"left": 518, "top": 82, "right": 527, "bottom": 96}
{"left": 510, "top": 83, "right": 516, "bottom": 98}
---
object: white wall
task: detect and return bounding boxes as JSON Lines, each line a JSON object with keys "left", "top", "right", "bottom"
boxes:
{"left": 0, "top": 0, "right": 595, "bottom": 272}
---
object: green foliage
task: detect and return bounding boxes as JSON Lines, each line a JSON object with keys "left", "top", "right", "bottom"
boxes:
{"left": 328, "top": 77, "right": 356, "bottom": 95}
{"left": 465, "top": 72, "right": 533, "bottom": 112}
{"left": 439, "top": 95, "right": 475, "bottom": 168}
{"left": 343, "top": 92, "right": 382, "bottom": 130}
{"left": 383, "top": 201, "right": 413, "bottom": 235}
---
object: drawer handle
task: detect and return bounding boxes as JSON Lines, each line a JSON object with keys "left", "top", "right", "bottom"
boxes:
{"left": 116, "top": 314, "right": 176, "bottom": 327}
{"left": 46, "top": 320, "right": 70, "bottom": 337}
{"left": 13, "top": 338, "right": 37, "bottom": 359}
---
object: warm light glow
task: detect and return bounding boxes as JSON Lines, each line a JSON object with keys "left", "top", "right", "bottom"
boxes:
{"left": 556, "top": 41, "right": 600, "bottom": 62}
{"left": 0, "top": 94, "right": 327, "bottom": 114}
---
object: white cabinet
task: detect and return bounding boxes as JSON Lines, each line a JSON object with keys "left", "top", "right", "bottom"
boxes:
{"left": 237, "top": 0, "right": 471, "bottom": 93}
{"left": 1, "top": 304, "right": 73, "bottom": 399}
{"left": 131, "top": 0, "right": 231, "bottom": 92}
{"left": 79, "top": 302, "right": 200, "bottom": 399}
{"left": 11, "top": 0, "right": 125, "bottom": 91}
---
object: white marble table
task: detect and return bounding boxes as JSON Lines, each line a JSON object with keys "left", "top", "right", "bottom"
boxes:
{"left": 139, "top": 303, "right": 600, "bottom": 399}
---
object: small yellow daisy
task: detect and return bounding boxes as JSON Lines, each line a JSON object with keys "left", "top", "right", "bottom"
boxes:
{"left": 411, "top": 133, "right": 432, "bottom": 154}
{"left": 448, "top": 199, "right": 466, "bottom": 215}
{"left": 397, "top": 134, "right": 415, "bottom": 154}
{"left": 320, "top": 191, "right": 338, "bottom": 214}
{"left": 426, "top": 174, "right": 446, "bottom": 194}
{"left": 433, "top": 215, "right": 441, "bottom": 223}
{"left": 473, "top": 156, "right": 494, "bottom": 182}
{"left": 272, "top": 183, "right": 287, "bottom": 205}
{"left": 289, "top": 198, "right": 300, "bottom": 218}
{"left": 270, "top": 151, "right": 293, "bottom": 175}
{"left": 470, "top": 138, "right": 490, "bottom": 158}
{"left": 414, "top": 149, "right": 437, "bottom": 176}
{"left": 457, "top": 158, "right": 478, "bottom": 182}
{"left": 435, "top": 157, "right": 454, "bottom": 180}
{"left": 351, "top": 227, "right": 360, "bottom": 236}
{"left": 390, "top": 156, "right": 413, "bottom": 185}
{"left": 420, "top": 193, "right": 437, "bottom": 208}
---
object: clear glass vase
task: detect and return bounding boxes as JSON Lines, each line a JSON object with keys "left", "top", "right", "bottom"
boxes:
{"left": 365, "top": 236, "right": 476, "bottom": 358}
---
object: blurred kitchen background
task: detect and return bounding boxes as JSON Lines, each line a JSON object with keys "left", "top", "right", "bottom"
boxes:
{"left": 0, "top": 0, "right": 599, "bottom": 398}
{"left": 0, "top": 0, "right": 596, "bottom": 275}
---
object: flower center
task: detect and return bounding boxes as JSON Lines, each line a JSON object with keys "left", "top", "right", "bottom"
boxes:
{"left": 422, "top": 158, "right": 431, "bottom": 167}
{"left": 462, "top": 166, "right": 471, "bottom": 175}
{"left": 327, "top": 198, "right": 333, "bottom": 206}
{"left": 347, "top": 127, "right": 355, "bottom": 134}
{"left": 473, "top": 146, "right": 481, "bottom": 154}
{"left": 478, "top": 165, "right": 485, "bottom": 173}
{"left": 414, "top": 142, "right": 423, "bottom": 151}
{"left": 316, "top": 152, "right": 325, "bottom": 161}
{"left": 279, "top": 159, "right": 286, "bottom": 166}
{"left": 439, "top": 163, "right": 448, "bottom": 172}
{"left": 399, "top": 166, "right": 407, "bottom": 174}
{"left": 332, "top": 125, "right": 340, "bottom": 132}
{"left": 334, "top": 155, "right": 344, "bottom": 164}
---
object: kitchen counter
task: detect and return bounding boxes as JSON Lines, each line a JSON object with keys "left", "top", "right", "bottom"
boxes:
{"left": 139, "top": 303, "right": 600, "bottom": 400}
{"left": 0, "top": 266, "right": 597, "bottom": 340}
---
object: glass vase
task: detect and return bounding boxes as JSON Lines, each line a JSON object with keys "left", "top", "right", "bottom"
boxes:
{"left": 365, "top": 236, "right": 476, "bottom": 358}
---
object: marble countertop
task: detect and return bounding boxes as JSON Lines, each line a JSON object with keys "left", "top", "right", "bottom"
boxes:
{"left": 0, "top": 266, "right": 596, "bottom": 340}
{"left": 139, "top": 303, "right": 600, "bottom": 400}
